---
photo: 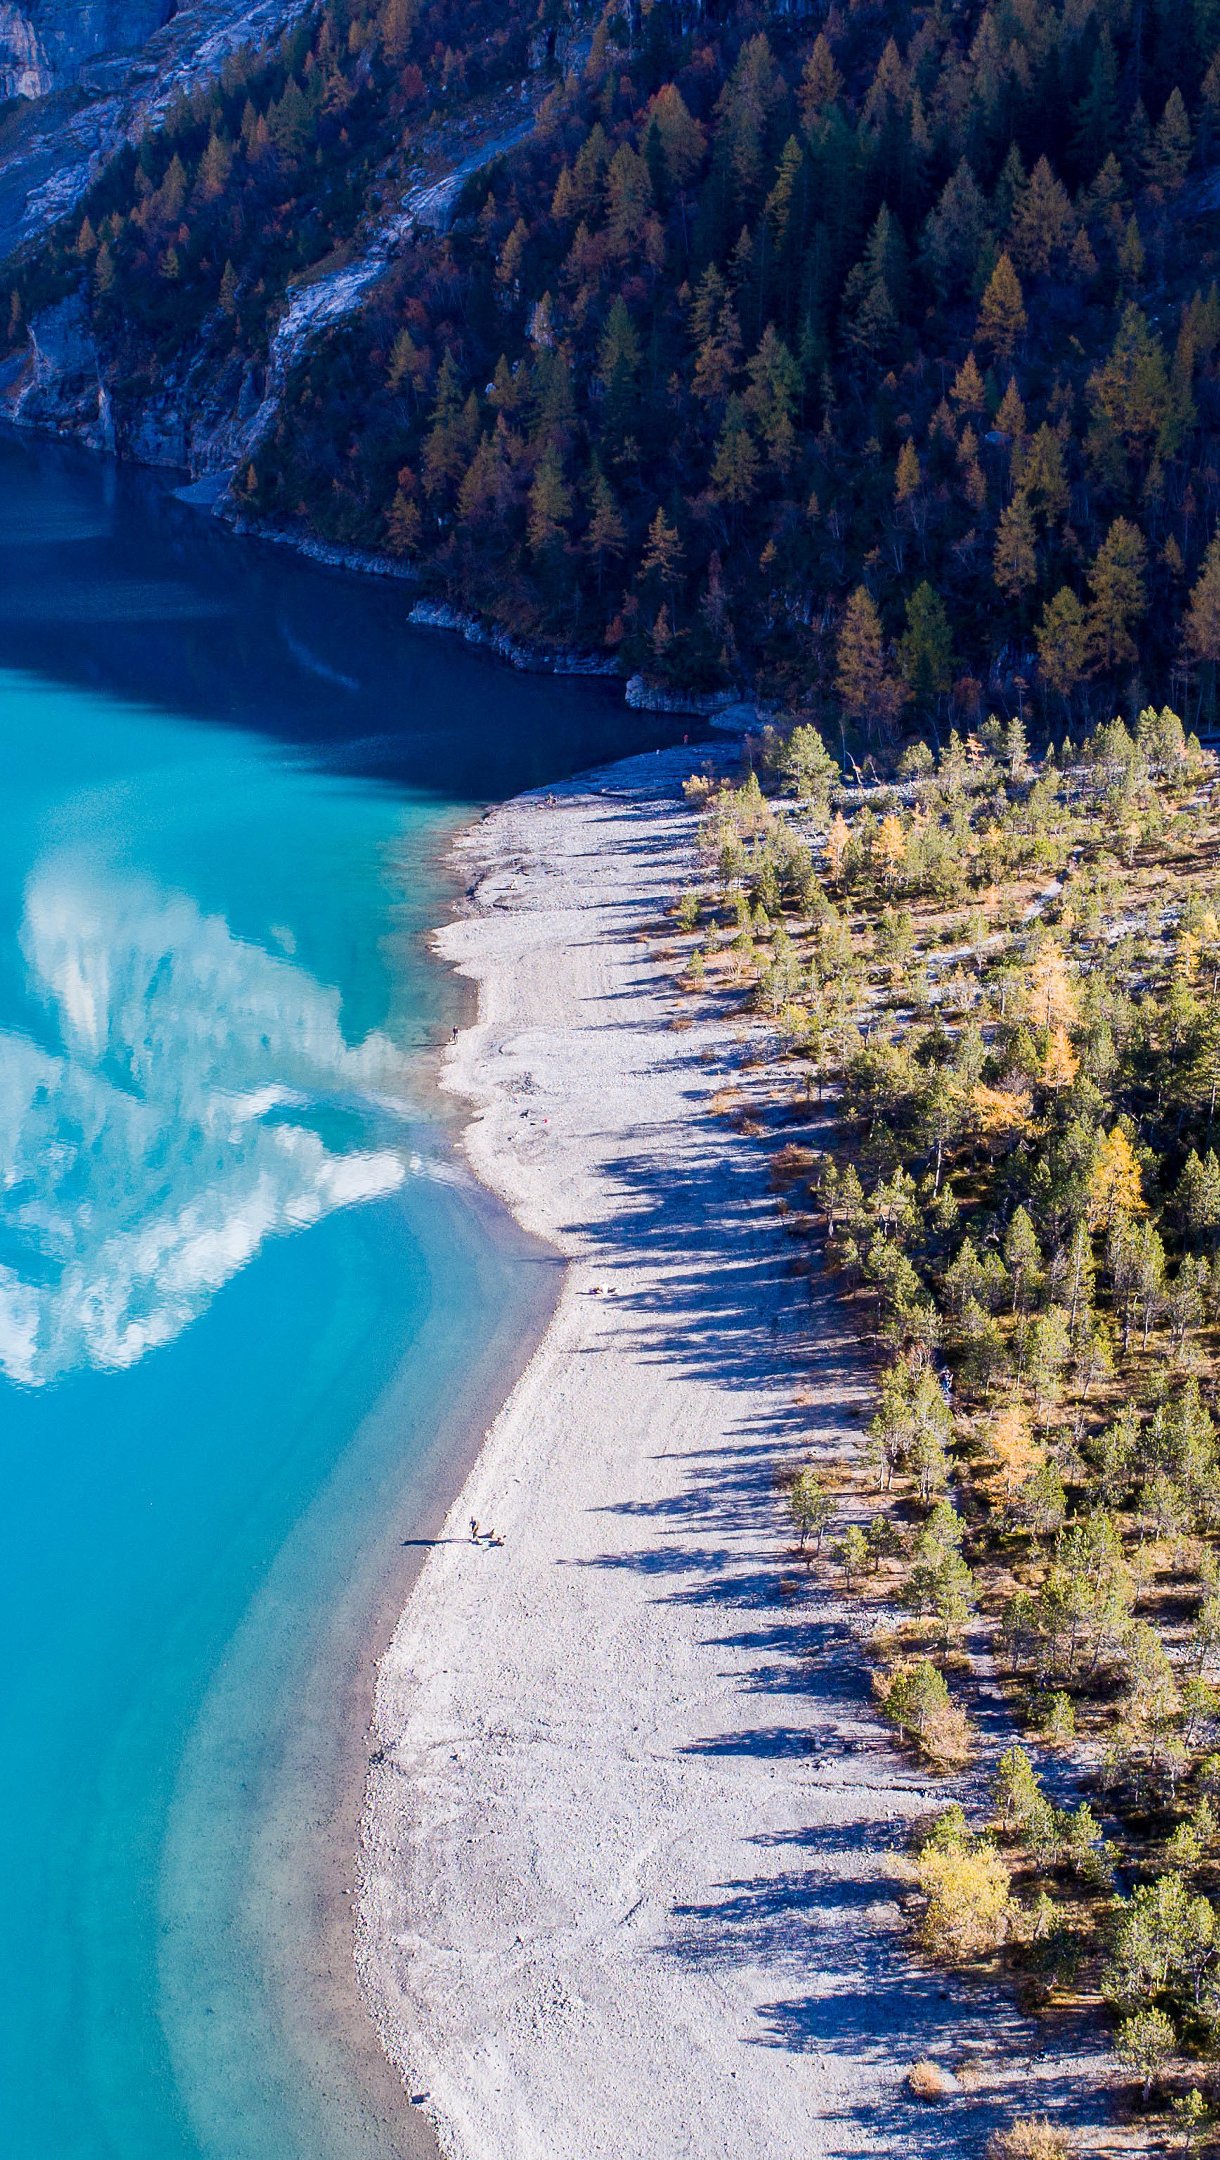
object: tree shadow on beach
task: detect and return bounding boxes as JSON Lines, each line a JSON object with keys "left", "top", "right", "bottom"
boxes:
{"left": 532, "top": 768, "right": 1105, "bottom": 2144}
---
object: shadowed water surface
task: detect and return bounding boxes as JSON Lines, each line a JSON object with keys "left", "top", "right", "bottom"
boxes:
{"left": 0, "top": 433, "right": 679, "bottom": 2160}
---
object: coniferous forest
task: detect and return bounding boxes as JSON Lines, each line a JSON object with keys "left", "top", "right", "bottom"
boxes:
{"left": 10, "top": 0, "right": 1220, "bottom": 736}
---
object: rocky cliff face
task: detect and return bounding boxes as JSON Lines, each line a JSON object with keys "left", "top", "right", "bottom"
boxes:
{"left": 0, "top": 0, "right": 313, "bottom": 262}
{"left": 0, "top": 290, "right": 115, "bottom": 449}
{"left": 0, "top": 92, "right": 550, "bottom": 481}
{"left": 0, "top": 1, "right": 175, "bottom": 99}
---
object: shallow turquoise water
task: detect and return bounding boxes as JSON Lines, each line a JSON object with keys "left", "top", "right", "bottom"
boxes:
{"left": 0, "top": 437, "right": 675, "bottom": 2158}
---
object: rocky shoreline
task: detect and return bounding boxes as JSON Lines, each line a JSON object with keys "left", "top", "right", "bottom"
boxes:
{"left": 0, "top": 374, "right": 760, "bottom": 715}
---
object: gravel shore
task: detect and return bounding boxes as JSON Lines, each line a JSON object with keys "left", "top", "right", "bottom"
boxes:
{"left": 358, "top": 746, "right": 1059, "bottom": 2160}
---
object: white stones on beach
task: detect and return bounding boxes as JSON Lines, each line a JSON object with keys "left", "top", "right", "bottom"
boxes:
{"left": 358, "top": 750, "right": 1055, "bottom": 2160}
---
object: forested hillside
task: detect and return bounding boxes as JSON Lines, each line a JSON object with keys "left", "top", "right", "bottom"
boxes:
{"left": 8, "top": 0, "right": 1220, "bottom": 731}
{"left": 679, "top": 704, "right": 1220, "bottom": 2115}
{"left": 249, "top": 0, "right": 1220, "bottom": 730}
{"left": 9, "top": 0, "right": 1220, "bottom": 735}
{"left": 1, "top": 0, "right": 570, "bottom": 462}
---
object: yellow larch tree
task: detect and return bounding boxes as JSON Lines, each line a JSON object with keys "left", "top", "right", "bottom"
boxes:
{"left": 1042, "top": 1025, "right": 1079, "bottom": 1091}
{"left": 977, "top": 252, "right": 1027, "bottom": 362}
{"left": 876, "top": 812, "right": 906, "bottom": 887}
{"left": 1025, "top": 942, "right": 1078, "bottom": 1032}
{"left": 989, "top": 1403, "right": 1042, "bottom": 1496}
{"left": 825, "top": 811, "right": 851, "bottom": 882}
{"left": 1087, "top": 1126, "right": 1147, "bottom": 1231}
{"left": 894, "top": 438, "right": 921, "bottom": 504}
{"left": 970, "top": 1082, "right": 1033, "bottom": 1144}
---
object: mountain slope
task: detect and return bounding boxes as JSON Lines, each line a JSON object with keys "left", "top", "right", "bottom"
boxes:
{"left": 4, "top": 0, "right": 1220, "bottom": 737}
{"left": 0, "top": 0, "right": 585, "bottom": 473}
{"left": 0, "top": 0, "right": 315, "bottom": 262}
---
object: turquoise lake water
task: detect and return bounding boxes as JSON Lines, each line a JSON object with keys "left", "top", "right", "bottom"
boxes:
{"left": 0, "top": 436, "right": 677, "bottom": 2159}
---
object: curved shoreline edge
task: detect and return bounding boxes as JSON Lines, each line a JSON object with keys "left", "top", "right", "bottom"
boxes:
{"left": 356, "top": 745, "right": 1074, "bottom": 2160}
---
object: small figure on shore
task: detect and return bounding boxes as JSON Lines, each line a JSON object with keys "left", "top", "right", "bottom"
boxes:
{"left": 470, "top": 1517, "right": 480, "bottom": 1542}
{"left": 451, "top": 1026, "right": 459, "bottom": 1043}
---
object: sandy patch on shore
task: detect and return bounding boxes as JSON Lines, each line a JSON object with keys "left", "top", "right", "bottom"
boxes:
{"left": 358, "top": 747, "right": 1074, "bottom": 2160}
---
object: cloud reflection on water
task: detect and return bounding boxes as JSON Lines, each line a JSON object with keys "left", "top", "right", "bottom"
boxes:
{"left": 0, "top": 864, "right": 406, "bottom": 1385}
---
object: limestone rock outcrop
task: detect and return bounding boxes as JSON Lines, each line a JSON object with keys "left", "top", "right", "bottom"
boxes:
{"left": 0, "top": 2, "right": 175, "bottom": 99}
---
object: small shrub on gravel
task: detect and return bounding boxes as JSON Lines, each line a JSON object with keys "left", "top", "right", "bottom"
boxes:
{"left": 987, "top": 2120, "right": 1070, "bottom": 2160}
{"left": 916, "top": 1827, "right": 1013, "bottom": 1961}
{"left": 907, "top": 2059, "right": 957, "bottom": 2102}
{"left": 1116, "top": 2006, "right": 1177, "bottom": 2102}
{"left": 876, "top": 1656, "right": 973, "bottom": 1768}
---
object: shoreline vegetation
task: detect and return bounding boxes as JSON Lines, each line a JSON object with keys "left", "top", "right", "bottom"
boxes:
{"left": 367, "top": 698, "right": 1220, "bottom": 2156}
{"left": 656, "top": 704, "right": 1220, "bottom": 2145}
{"left": 225, "top": 497, "right": 760, "bottom": 711}
{"left": 359, "top": 744, "right": 1099, "bottom": 2160}
{"left": 218, "top": 482, "right": 757, "bottom": 708}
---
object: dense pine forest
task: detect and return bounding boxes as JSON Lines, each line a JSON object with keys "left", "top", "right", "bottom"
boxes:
{"left": 9, "top": 0, "right": 1220, "bottom": 734}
